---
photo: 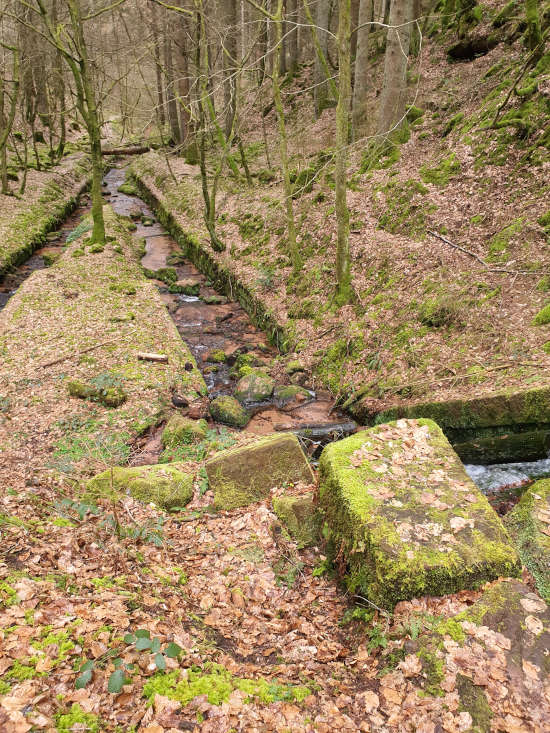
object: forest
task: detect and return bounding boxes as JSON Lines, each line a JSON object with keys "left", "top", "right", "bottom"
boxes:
{"left": 0, "top": 0, "right": 549, "bottom": 730}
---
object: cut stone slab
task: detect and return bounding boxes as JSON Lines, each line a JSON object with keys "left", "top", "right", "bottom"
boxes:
{"left": 86, "top": 463, "right": 194, "bottom": 510}
{"left": 206, "top": 433, "right": 315, "bottom": 510}
{"left": 162, "top": 414, "right": 207, "bottom": 447}
{"left": 407, "top": 580, "right": 549, "bottom": 729}
{"left": 505, "top": 479, "right": 550, "bottom": 601}
{"left": 349, "top": 385, "right": 550, "bottom": 463}
{"left": 272, "top": 493, "right": 320, "bottom": 548}
{"left": 318, "top": 418, "right": 520, "bottom": 610}
{"left": 67, "top": 379, "right": 127, "bottom": 408}
{"left": 234, "top": 369, "right": 274, "bottom": 404}
{"left": 273, "top": 385, "right": 311, "bottom": 406}
{"left": 209, "top": 395, "right": 249, "bottom": 428}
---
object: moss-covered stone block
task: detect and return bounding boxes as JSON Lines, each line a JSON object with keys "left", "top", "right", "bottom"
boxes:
{"left": 206, "top": 433, "right": 315, "bottom": 510}
{"left": 272, "top": 493, "right": 321, "bottom": 548}
{"left": 234, "top": 370, "right": 274, "bottom": 403}
{"left": 209, "top": 395, "right": 249, "bottom": 428}
{"left": 86, "top": 463, "right": 194, "bottom": 510}
{"left": 318, "top": 419, "right": 520, "bottom": 610}
{"left": 505, "top": 479, "right": 550, "bottom": 601}
{"left": 409, "top": 580, "right": 549, "bottom": 727}
{"left": 169, "top": 278, "right": 200, "bottom": 296}
{"left": 273, "top": 385, "right": 311, "bottom": 406}
{"left": 66, "top": 380, "right": 127, "bottom": 408}
{"left": 162, "top": 414, "right": 207, "bottom": 447}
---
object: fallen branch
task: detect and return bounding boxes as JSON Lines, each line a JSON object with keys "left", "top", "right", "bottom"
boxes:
{"left": 137, "top": 352, "right": 168, "bottom": 363}
{"left": 40, "top": 330, "right": 136, "bottom": 368}
{"left": 427, "top": 230, "right": 542, "bottom": 276}
{"left": 102, "top": 145, "right": 150, "bottom": 156}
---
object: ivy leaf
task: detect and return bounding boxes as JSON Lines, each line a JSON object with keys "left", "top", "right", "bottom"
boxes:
{"left": 75, "top": 668, "right": 93, "bottom": 689}
{"left": 107, "top": 669, "right": 126, "bottom": 694}
{"left": 151, "top": 637, "right": 161, "bottom": 654}
{"left": 135, "top": 629, "right": 151, "bottom": 639}
{"left": 164, "top": 642, "right": 182, "bottom": 658}
{"left": 123, "top": 633, "right": 136, "bottom": 645}
{"left": 135, "top": 637, "right": 152, "bottom": 651}
{"left": 154, "top": 653, "right": 166, "bottom": 670}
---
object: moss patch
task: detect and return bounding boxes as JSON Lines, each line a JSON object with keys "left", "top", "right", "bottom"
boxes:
{"left": 272, "top": 493, "right": 321, "bottom": 548}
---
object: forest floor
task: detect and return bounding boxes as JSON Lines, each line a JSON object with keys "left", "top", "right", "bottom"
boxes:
{"left": 1, "top": 2, "right": 550, "bottom": 731}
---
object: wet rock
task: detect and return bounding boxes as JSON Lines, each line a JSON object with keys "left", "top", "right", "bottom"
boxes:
{"left": 285, "top": 359, "right": 305, "bottom": 375}
{"left": 141, "top": 216, "right": 155, "bottom": 226}
{"left": 128, "top": 204, "right": 142, "bottom": 221}
{"left": 272, "top": 493, "right": 321, "bottom": 548}
{"left": 206, "top": 433, "right": 315, "bottom": 510}
{"left": 202, "top": 294, "right": 228, "bottom": 305}
{"left": 319, "top": 418, "right": 520, "bottom": 610}
{"left": 408, "top": 580, "right": 549, "bottom": 727}
{"left": 162, "top": 414, "right": 207, "bottom": 447}
{"left": 205, "top": 349, "right": 227, "bottom": 363}
{"left": 209, "top": 395, "right": 249, "bottom": 428}
{"left": 170, "top": 278, "right": 201, "bottom": 296}
{"left": 273, "top": 385, "right": 311, "bottom": 406}
{"left": 86, "top": 463, "right": 194, "bottom": 510}
{"left": 234, "top": 369, "right": 274, "bottom": 403}
{"left": 505, "top": 479, "right": 550, "bottom": 601}
{"left": 66, "top": 379, "right": 127, "bottom": 408}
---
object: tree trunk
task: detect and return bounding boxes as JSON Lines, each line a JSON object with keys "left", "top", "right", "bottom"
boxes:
{"left": 313, "top": 0, "right": 331, "bottom": 116}
{"left": 221, "top": 0, "right": 238, "bottom": 137}
{"left": 351, "top": 0, "right": 373, "bottom": 140}
{"left": 150, "top": 2, "right": 166, "bottom": 127}
{"left": 272, "top": 0, "right": 301, "bottom": 272}
{"left": 164, "top": 31, "right": 182, "bottom": 144}
{"left": 287, "top": 0, "right": 299, "bottom": 72}
{"left": 525, "top": 0, "right": 542, "bottom": 53}
{"left": 377, "top": 0, "right": 413, "bottom": 136}
{"left": 335, "top": 0, "right": 352, "bottom": 304}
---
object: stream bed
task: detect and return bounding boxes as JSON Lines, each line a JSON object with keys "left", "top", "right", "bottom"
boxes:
{"left": 2, "top": 164, "right": 549, "bottom": 506}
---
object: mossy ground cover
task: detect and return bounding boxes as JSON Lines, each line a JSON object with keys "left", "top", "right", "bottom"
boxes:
{"left": 319, "top": 419, "right": 519, "bottom": 609}
{"left": 0, "top": 154, "right": 91, "bottom": 277}
{"left": 0, "top": 203, "right": 206, "bottom": 483}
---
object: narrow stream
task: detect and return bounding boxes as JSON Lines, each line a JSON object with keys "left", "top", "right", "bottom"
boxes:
{"left": 2, "top": 163, "right": 550, "bottom": 505}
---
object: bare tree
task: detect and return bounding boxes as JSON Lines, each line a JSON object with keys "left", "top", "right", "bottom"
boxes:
{"left": 377, "top": 0, "right": 413, "bottom": 136}
{"left": 351, "top": 0, "right": 373, "bottom": 140}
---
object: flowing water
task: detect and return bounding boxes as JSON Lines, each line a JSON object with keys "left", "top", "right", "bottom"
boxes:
{"left": 3, "top": 164, "right": 550, "bottom": 500}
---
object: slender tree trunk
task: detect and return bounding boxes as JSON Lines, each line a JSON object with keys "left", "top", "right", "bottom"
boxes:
{"left": 525, "top": 0, "right": 542, "bottom": 53}
{"left": 0, "top": 42, "right": 20, "bottom": 195}
{"left": 272, "top": 0, "right": 301, "bottom": 272}
{"left": 175, "top": 21, "right": 192, "bottom": 146}
{"left": 164, "top": 31, "right": 182, "bottom": 144}
{"left": 221, "top": 0, "right": 238, "bottom": 137}
{"left": 313, "top": 0, "right": 331, "bottom": 116}
{"left": 351, "top": 0, "right": 360, "bottom": 61}
{"left": 351, "top": 0, "right": 373, "bottom": 140}
{"left": 287, "top": 0, "right": 299, "bottom": 73}
{"left": 52, "top": 0, "right": 66, "bottom": 160}
{"left": 377, "top": 0, "right": 413, "bottom": 136}
{"left": 150, "top": 2, "right": 166, "bottom": 127}
{"left": 335, "top": 0, "right": 352, "bottom": 304}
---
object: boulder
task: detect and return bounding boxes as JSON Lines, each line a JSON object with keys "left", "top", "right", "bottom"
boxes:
{"left": 209, "top": 395, "right": 249, "bottom": 428}
{"left": 205, "top": 349, "right": 227, "bottom": 364}
{"left": 406, "top": 580, "right": 549, "bottom": 729}
{"left": 505, "top": 479, "right": 550, "bottom": 601}
{"left": 285, "top": 359, "right": 304, "bottom": 375}
{"left": 67, "top": 379, "right": 127, "bottom": 408}
{"left": 319, "top": 418, "right": 520, "bottom": 610}
{"left": 273, "top": 385, "right": 311, "bottom": 406}
{"left": 162, "top": 414, "right": 207, "bottom": 447}
{"left": 128, "top": 205, "right": 143, "bottom": 220}
{"left": 86, "top": 463, "right": 194, "bottom": 510}
{"left": 202, "top": 294, "right": 228, "bottom": 305}
{"left": 272, "top": 493, "right": 320, "bottom": 548}
{"left": 234, "top": 369, "right": 274, "bottom": 403}
{"left": 206, "top": 433, "right": 315, "bottom": 510}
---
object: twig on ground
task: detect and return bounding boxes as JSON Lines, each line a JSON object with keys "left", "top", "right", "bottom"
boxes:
{"left": 40, "top": 330, "right": 136, "bottom": 368}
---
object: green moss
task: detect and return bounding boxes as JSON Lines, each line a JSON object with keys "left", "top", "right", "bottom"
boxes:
{"left": 235, "top": 369, "right": 274, "bottom": 403}
{"left": 318, "top": 420, "right": 520, "bottom": 610}
{"left": 442, "top": 113, "right": 464, "bottom": 137}
{"left": 532, "top": 303, "right": 550, "bottom": 326}
{"left": 420, "top": 153, "right": 461, "bottom": 186}
{"left": 487, "top": 218, "right": 524, "bottom": 262}
{"left": 505, "top": 479, "right": 550, "bottom": 601}
{"left": 418, "top": 294, "right": 466, "bottom": 328}
{"left": 235, "top": 212, "right": 269, "bottom": 244}
{"left": 209, "top": 395, "right": 250, "bottom": 428}
{"left": 376, "top": 179, "right": 435, "bottom": 239}
{"left": 0, "top": 579, "right": 19, "bottom": 608}
{"left": 109, "top": 281, "right": 137, "bottom": 295}
{"left": 456, "top": 674, "right": 493, "bottom": 732}
{"left": 272, "top": 494, "right": 320, "bottom": 548}
{"left": 6, "top": 658, "right": 38, "bottom": 681}
{"left": 406, "top": 105, "right": 424, "bottom": 124}
{"left": 162, "top": 415, "right": 207, "bottom": 447}
{"left": 206, "top": 349, "right": 227, "bottom": 363}
{"left": 142, "top": 664, "right": 310, "bottom": 707}
{"left": 86, "top": 464, "right": 194, "bottom": 510}
{"left": 56, "top": 704, "right": 100, "bottom": 733}
{"left": 66, "top": 379, "right": 127, "bottom": 408}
